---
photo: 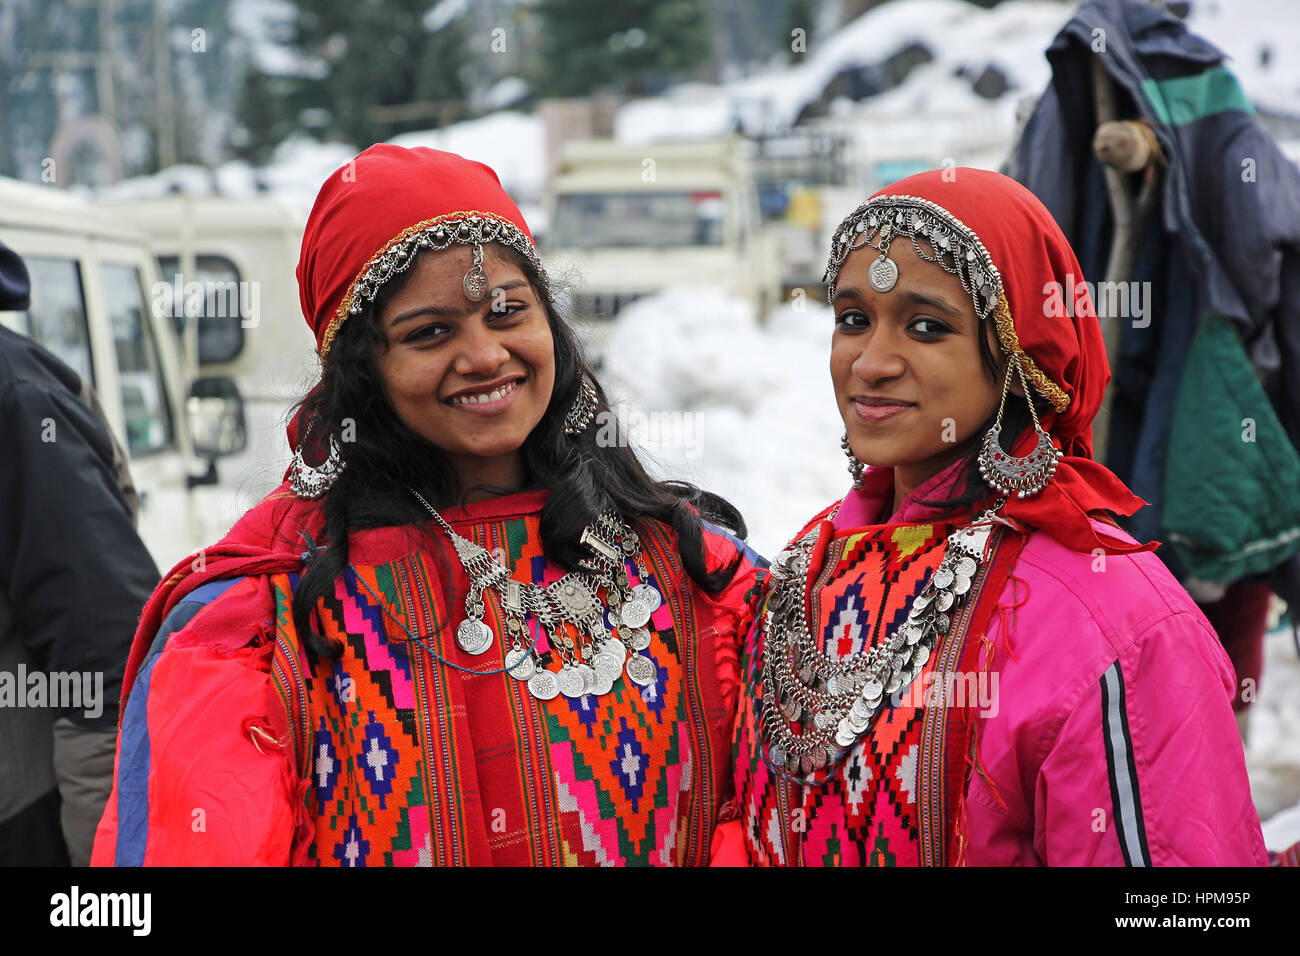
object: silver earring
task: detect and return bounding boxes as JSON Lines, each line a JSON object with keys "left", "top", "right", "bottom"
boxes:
{"left": 564, "top": 376, "right": 598, "bottom": 437}
{"left": 977, "top": 356, "right": 1062, "bottom": 498}
{"left": 841, "top": 432, "right": 865, "bottom": 490}
{"left": 289, "top": 422, "right": 345, "bottom": 499}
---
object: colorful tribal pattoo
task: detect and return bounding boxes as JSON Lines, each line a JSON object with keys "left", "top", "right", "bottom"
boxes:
{"left": 268, "top": 492, "right": 754, "bottom": 865}
{"left": 735, "top": 520, "right": 956, "bottom": 866}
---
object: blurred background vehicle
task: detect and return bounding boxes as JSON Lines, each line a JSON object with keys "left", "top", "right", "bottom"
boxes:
{"left": 0, "top": 177, "right": 247, "bottom": 569}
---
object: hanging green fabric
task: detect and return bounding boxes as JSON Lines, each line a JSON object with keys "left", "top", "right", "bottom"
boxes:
{"left": 1162, "top": 313, "right": 1300, "bottom": 581}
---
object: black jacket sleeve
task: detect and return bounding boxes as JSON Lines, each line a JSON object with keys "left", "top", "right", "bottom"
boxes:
{"left": 0, "top": 369, "right": 159, "bottom": 729}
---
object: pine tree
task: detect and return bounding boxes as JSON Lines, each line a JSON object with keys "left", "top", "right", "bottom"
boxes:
{"left": 533, "top": 0, "right": 712, "bottom": 97}
{"left": 279, "top": 0, "right": 472, "bottom": 149}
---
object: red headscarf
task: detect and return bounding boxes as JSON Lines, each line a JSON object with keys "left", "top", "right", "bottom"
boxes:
{"left": 289, "top": 143, "right": 540, "bottom": 447}
{"left": 859, "top": 168, "right": 1151, "bottom": 555}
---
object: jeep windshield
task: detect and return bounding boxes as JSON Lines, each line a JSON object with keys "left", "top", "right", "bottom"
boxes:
{"left": 551, "top": 191, "right": 725, "bottom": 248}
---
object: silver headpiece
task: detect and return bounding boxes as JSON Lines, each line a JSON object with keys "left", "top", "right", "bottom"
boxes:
{"left": 321, "top": 211, "right": 548, "bottom": 362}
{"left": 824, "top": 195, "right": 1002, "bottom": 321}
{"left": 347, "top": 212, "right": 546, "bottom": 316}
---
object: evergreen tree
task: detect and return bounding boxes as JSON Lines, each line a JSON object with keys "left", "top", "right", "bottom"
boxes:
{"left": 279, "top": 0, "right": 472, "bottom": 149}
{"left": 533, "top": 0, "right": 712, "bottom": 97}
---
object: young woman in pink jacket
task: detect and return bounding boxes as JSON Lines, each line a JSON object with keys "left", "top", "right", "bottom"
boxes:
{"left": 728, "top": 168, "right": 1267, "bottom": 866}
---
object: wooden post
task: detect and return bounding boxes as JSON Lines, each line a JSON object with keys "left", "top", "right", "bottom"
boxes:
{"left": 1090, "top": 56, "right": 1162, "bottom": 460}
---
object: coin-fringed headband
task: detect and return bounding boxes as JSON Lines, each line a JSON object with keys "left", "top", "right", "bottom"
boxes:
{"left": 824, "top": 194, "right": 1070, "bottom": 414}
{"left": 319, "top": 210, "right": 548, "bottom": 363}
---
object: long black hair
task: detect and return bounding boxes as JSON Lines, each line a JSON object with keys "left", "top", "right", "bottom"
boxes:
{"left": 288, "top": 244, "right": 747, "bottom": 657}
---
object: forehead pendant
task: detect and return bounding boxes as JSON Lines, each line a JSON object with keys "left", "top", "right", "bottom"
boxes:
{"left": 867, "top": 221, "right": 898, "bottom": 292}
{"left": 463, "top": 242, "right": 489, "bottom": 302}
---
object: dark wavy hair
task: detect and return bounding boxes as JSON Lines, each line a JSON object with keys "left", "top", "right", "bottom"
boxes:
{"left": 287, "top": 244, "right": 747, "bottom": 657}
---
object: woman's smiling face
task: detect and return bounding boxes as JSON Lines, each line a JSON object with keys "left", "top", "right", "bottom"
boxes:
{"left": 830, "top": 240, "right": 1008, "bottom": 498}
{"left": 373, "top": 243, "right": 555, "bottom": 490}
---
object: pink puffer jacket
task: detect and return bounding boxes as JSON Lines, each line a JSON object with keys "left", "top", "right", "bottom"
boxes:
{"left": 717, "top": 461, "right": 1268, "bottom": 866}
{"left": 867, "top": 462, "right": 1264, "bottom": 865}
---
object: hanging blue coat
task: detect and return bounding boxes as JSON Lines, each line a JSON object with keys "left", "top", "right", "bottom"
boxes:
{"left": 1012, "top": 0, "right": 1300, "bottom": 602}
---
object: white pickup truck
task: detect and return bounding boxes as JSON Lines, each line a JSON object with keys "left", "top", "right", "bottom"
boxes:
{"left": 95, "top": 195, "right": 317, "bottom": 530}
{"left": 0, "top": 178, "right": 248, "bottom": 570}
{"left": 543, "top": 137, "right": 781, "bottom": 356}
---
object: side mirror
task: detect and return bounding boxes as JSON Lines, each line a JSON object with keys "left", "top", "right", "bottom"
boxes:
{"left": 186, "top": 375, "right": 247, "bottom": 459}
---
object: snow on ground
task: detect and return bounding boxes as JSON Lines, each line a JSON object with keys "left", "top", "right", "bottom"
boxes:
{"left": 601, "top": 290, "right": 847, "bottom": 558}
{"left": 615, "top": 0, "right": 1072, "bottom": 145}
{"left": 1249, "top": 621, "right": 1300, "bottom": 847}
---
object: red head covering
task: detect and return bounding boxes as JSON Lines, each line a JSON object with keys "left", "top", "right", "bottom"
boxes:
{"left": 289, "top": 144, "right": 543, "bottom": 449}
{"left": 833, "top": 167, "right": 1150, "bottom": 555}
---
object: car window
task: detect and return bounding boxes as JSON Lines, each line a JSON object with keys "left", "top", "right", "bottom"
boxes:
{"left": 22, "top": 256, "right": 95, "bottom": 386}
{"left": 102, "top": 262, "right": 174, "bottom": 455}
{"left": 551, "top": 192, "right": 725, "bottom": 248}
{"left": 156, "top": 254, "right": 245, "bottom": 364}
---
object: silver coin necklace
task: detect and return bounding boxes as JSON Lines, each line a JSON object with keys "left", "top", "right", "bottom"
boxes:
{"left": 409, "top": 488, "right": 663, "bottom": 702}
{"left": 759, "top": 503, "right": 1001, "bottom": 779}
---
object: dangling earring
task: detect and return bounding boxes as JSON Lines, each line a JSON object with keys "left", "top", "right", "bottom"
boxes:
{"left": 842, "top": 432, "right": 865, "bottom": 490}
{"left": 977, "top": 355, "right": 1062, "bottom": 498}
{"left": 564, "top": 375, "right": 598, "bottom": 436}
{"left": 289, "top": 421, "right": 346, "bottom": 498}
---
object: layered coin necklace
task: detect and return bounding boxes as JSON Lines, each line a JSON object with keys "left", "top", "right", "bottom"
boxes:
{"left": 409, "top": 489, "right": 663, "bottom": 702}
{"left": 759, "top": 505, "right": 1001, "bottom": 778}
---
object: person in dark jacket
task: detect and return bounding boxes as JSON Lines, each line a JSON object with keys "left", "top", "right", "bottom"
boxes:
{"left": 1012, "top": 0, "right": 1300, "bottom": 735}
{"left": 0, "top": 240, "right": 159, "bottom": 865}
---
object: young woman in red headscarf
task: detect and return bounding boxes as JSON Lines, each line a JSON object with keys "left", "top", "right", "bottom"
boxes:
{"left": 91, "top": 145, "right": 766, "bottom": 866}
{"left": 728, "top": 168, "right": 1267, "bottom": 866}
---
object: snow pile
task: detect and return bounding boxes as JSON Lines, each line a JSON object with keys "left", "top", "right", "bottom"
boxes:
{"left": 615, "top": 0, "right": 1072, "bottom": 145}
{"left": 1185, "top": 0, "right": 1300, "bottom": 117}
{"left": 1249, "top": 623, "right": 1300, "bottom": 847}
{"left": 600, "top": 288, "right": 849, "bottom": 558}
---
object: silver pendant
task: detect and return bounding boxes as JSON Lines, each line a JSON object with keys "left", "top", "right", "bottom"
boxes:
{"left": 912, "top": 644, "right": 931, "bottom": 668}
{"left": 810, "top": 747, "right": 829, "bottom": 770}
{"left": 868, "top": 254, "right": 898, "bottom": 292}
{"left": 576, "top": 664, "right": 598, "bottom": 695}
{"left": 800, "top": 753, "right": 815, "bottom": 774}
{"left": 935, "top": 590, "right": 955, "bottom": 612}
{"left": 933, "top": 567, "right": 955, "bottom": 590}
{"left": 590, "top": 668, "right": 614, "bottom": 696}
{"left": 557, "top": 667, "right": 587, "bottom": 699}
{"left": 955, "top": 556, "right": 977, "bottom": 577}
{"left": 558, "top": 580, "right": 595, "bottom": 617}
{"left": 620, "top": 598, "right": 651, "bottom": 629}
{"left": 625, "top": 626, "right": 651, "bottom": 651}
{"left": 600, "top": 637, "right": 628, "bottom": 665}
{"left": 769, "top": 743, "right": 787, "bottom": 768}
{"left": 505, "top": 647, "right": 535, "bottom": 680}
{"left": 528, "top": 669, "right": 560, "bottom": 701}
{"left": 457, "top": 619, "right": 494, "bottom": 655}
{"left": 593, "top": 652, "right": 623, "bottom": 683}
{"left": 834, "top": 721, "right": 858, "bottom": 748}
{"left": 631, "top": 584, "right": 661, "bottom": 612}
{"left": 626, "top": 653, "right": 657, "bottom": 687}
{"left": 860, "top": 678, "right": 883, "bottom": 699}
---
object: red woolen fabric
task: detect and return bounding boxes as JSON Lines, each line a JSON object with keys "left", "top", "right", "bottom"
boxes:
{"left": 871, "top": 168, "right": 1153, "bottom": 556}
